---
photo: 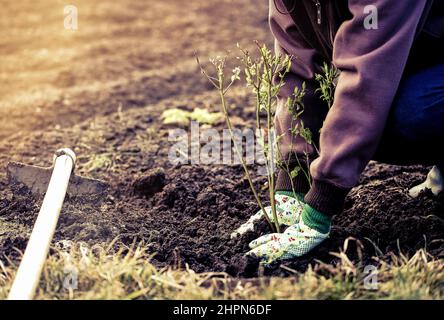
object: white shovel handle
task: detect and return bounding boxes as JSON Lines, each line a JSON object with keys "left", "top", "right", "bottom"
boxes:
{"left": 8, "top": 148, "right": 76, "bottom": 300}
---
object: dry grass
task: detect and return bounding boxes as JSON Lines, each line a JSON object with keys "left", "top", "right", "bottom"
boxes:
{"left": 1, "top": 240, "right": 443, "bottom": 300}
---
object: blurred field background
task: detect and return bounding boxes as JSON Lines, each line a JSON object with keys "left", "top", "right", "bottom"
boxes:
{"left": 0, "top": 0, "right": 270, "bottom": 139}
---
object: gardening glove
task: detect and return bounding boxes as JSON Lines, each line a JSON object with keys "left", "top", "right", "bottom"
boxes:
{"left": 409, "top": 166, "right": 443, "bottom": 198}
{"left": 246, "top": 204, "right": 331, "bottom": 265}
{"left": 230, "top": 191, "right": 305, "bottom": 239}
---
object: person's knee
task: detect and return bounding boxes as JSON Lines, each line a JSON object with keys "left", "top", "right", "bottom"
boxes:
{"left": 390, "top": 64, "right": 444, "bottom": 141}
{"left": 390, "top": 98, "right": 428, "bottom": 141}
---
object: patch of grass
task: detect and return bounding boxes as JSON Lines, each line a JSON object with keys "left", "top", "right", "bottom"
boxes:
{"left": 189, "top": 108, "right": 223, "bottom": 124}
{"left": 1, "top": 242, "right": 443, "bottom": 300}
{"left": 80, "top": 153, "right": 114, "bottom": 174}
{"left": 161, "top": 108, "right": 223, "bottom": 125}
{"left": 161, "top": 108, "right": 191, "bottom": 125}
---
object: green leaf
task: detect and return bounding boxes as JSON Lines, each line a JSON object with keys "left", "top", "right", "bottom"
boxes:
{"left": 290, "top": 166, "right": 302, "bottom": 179}
{"left": 161, "top": 108, "right": 191, "bottom": 125}
{"left": 189, "top": 108, "right": 223, "bottom": 124}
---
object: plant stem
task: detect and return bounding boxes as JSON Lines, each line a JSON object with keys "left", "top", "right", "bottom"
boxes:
{"left": 262, "top": 49, "right": 280, "bottom": 234}
{"left": 217, "top": 82, "right": 275, "bottom": 232}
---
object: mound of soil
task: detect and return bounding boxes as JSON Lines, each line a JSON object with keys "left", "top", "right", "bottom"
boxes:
{"left": 131, "top": 168, "right": 166, "bottom": 198}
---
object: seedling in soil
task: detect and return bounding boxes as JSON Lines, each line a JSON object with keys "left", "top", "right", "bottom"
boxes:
{"left": 197, "top": 53, "right": 275, "bottom": 232}
{"left": 197, "top": 43, "right": 314, "bottom": 233}
{"left": 237, "top": 43, "right": 295, "bottom": 233}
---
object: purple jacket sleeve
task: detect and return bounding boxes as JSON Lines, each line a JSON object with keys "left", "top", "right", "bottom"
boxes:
{"left": 270, "top": 0, "right": 330, "bottom": 194}
{"left": 306, "top": 0, "right": 429, "bottom": 214}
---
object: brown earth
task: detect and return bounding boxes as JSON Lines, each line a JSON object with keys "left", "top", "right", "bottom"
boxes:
{"left": 0, "top": 0, "right": 443, "bottom": 277}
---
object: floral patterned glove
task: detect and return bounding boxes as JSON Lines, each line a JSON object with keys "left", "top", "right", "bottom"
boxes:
{"left": 246, "top": 206, "right": 330, "bottom": 265}
{"left": 230, "top": 192, "right": 304, "bottom": 239}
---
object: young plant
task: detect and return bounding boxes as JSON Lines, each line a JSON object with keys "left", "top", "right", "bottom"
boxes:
{"left": 196, "top": 53, "right": 275, "bottom": 232}
{"left": 197, "top": 44, "right": 328, "bottom": 234}
{"left": 315, "top": 62, "right": 339, "bottom": 109}
{"left": 276, "top": 83, "right": 314, "bottom": 191}
{"left": 237, "top": 42, "right": 297, "bottom": 233}
{"left": 279, "top": 62, "right": 339, "bottom": 190}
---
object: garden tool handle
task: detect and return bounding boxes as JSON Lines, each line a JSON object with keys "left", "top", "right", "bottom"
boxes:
{"left": 8, "top": 149, "right": 76, "bottom": 300}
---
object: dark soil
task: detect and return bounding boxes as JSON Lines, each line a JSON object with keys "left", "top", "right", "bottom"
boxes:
{"left": 1, "top": 0, "right": 443, "bottom": 278}
{"left": 1, "top": 98, "right": 443, "bottom": 277}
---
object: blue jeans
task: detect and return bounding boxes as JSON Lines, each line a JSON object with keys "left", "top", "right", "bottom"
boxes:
{"left": 375, "top": 62, "right": 444, "bottom": 167}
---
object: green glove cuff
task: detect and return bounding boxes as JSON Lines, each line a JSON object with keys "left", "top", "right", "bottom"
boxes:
{"left": 275, "top": 190, "right": 305, "bottom": 202}
{"left": 301, "top": 204, "right": 331, "bottom": 234}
